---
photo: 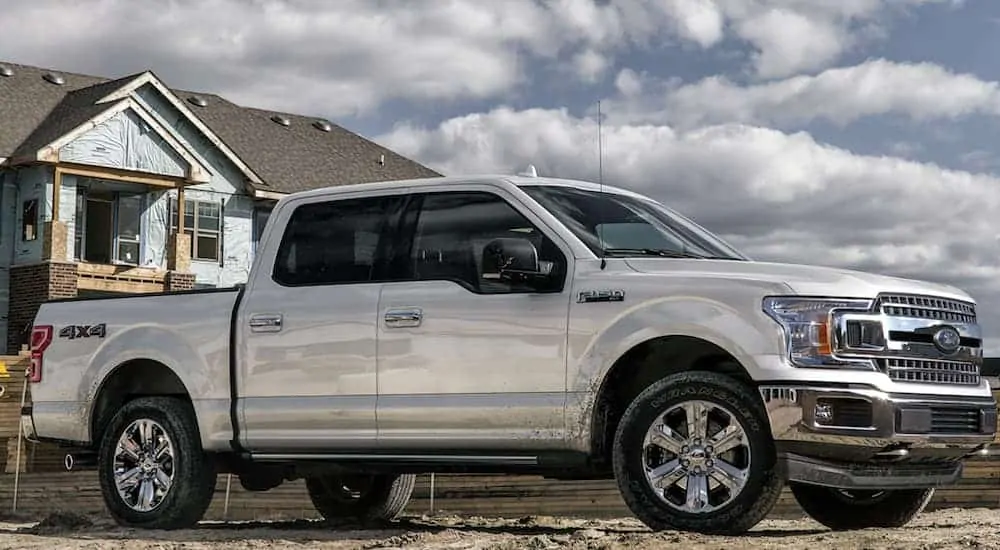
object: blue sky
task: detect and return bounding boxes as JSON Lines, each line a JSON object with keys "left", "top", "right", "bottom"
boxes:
{"left": 4, "top": 0, "right": 1000, "bottom": 350}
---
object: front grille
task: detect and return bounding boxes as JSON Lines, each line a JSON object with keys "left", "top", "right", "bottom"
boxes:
{"left": 930, "top": 407, "right": 982, "bottom": 434}
{"left": 881, "top": 358, "right": 980, "bottom": 386}
{"left": 877, "top": 293, "right": 976, "bottom": 324}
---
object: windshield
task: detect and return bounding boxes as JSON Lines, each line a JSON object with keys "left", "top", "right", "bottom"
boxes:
{"left": 520, "top": 185, "right": 749, "bottom": 261}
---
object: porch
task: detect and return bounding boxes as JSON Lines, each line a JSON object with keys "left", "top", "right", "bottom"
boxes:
{"left": 41, "top": 164, "right": 200, "bottom": 289}
{"left": 5, "top": 164, "right": 199, "bottom": 353}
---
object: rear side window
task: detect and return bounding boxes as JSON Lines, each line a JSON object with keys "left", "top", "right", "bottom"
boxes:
{"left": 272, "top": 196, "right": 396, "bottom": 286}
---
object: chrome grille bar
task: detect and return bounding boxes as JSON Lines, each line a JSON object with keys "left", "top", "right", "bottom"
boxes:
{"left": 876, "top": 293, "right": 976, "bottom": 324}
{"left": 880, "top": 358, "right": 980, "bottom": 386}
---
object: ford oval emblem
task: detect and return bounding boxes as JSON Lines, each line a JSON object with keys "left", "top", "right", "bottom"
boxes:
{"left": 932, "top": 325, "right": 962, "bottom": 353}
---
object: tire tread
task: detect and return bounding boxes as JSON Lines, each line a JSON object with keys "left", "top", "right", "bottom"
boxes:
{"left": 611, "top": 370, "right": 784, "bottom": 535}
{"left": 97, "top": 396, "right": 216, "bottom": 530}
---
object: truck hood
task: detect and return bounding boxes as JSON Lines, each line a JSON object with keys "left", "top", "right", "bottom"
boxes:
{"left": 623, "top": 258, "right": 973, "bottom": 302}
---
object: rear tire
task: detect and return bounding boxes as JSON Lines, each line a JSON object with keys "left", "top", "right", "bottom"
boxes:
{"left": 97, "top": 396, "right": 217, "bottom": 529}
{"left": 612, "top": 370, "right": 784, "bottom": 535}
{"left": 306, "top": 473, "right": 415, "bottom": 525}
{"left": 790, "top": 483, "right": 934, "bottom": 530}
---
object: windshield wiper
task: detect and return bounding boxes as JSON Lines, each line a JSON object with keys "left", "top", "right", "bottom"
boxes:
{"left": 602, "top": 247, "right": 707, "bottom": 259}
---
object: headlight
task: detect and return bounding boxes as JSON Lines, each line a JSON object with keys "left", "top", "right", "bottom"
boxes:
{"left": 762, "top": 296, "right": 875, "bottom": 368}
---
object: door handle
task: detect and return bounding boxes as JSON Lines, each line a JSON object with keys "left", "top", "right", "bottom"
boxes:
{"left": 385, "top": 307, "right": 423, "bottom": 328}
{"left": 249, "top": 314, "right": 283, "bottom": 333}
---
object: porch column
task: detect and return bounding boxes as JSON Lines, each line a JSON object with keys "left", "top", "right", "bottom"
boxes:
{"left": 41, "top": 220, "right": 68, "bottom": 262}
{"left": 167, "top": 187, "right": 191, "bottom": 272}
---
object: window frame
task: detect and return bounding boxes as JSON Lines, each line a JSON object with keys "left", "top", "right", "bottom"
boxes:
{"left": 269, "top": 193, "right": 408, "bottom": 288}
{"left": 169, "top": 197, "right": 222, "bottom": 263}
{"left": 385, "top": 189, "right": 570, "bottom": 295}
{"left": 20, "top": 198, "right": 38, "bottom": 242}
{"left": 73, "top": 188, "right": 144, "bottom": 266}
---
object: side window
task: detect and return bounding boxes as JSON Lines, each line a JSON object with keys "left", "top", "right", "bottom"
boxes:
{"left": 272, "top": 196, "right": 394, "bottom": 286}
{"left": 407, "top": 191, "right": 566, "bottom": 293}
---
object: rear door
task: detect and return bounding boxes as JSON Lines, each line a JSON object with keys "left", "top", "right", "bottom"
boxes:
{"left": 235, "top": 190, "right": 406, "bottom": 452}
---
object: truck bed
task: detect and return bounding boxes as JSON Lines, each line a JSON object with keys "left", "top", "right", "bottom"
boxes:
{"left": 29, "top": 285, "right": 244, "bottom": 451}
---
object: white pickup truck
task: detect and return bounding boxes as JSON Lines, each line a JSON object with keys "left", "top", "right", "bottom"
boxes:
{"left": 22, "top": 174, "right": 997, "bottom": 534}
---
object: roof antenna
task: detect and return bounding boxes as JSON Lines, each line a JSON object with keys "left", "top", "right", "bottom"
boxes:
{"left": 598, "top": 100, "right": 607, "bottom": 270}
{"left": 518, "top": 164, "right": 538, "bottom": 177}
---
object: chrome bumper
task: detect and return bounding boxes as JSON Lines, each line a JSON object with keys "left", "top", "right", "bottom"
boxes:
{"left": 760, "top": 384, "right": 996, "bottom": 489}
{"left": 761, "top": 385, "right": 996, "bottom": 448}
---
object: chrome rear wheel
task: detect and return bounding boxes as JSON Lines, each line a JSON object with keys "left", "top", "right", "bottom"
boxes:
{"left": 113, "top": 418, "right": 177, "bottom": 512}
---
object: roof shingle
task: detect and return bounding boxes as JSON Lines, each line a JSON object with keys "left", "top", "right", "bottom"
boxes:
{"left": 0, "top": 60, "right": 441, "bottom": 193}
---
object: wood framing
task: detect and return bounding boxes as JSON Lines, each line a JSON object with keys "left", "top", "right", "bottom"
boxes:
{"left": 76, "top": 263, "right": 168, "bottom": 294}
{"left": 52, "top": 166, "right": 62, "bottom": 220}
{"left": 250, "top": 187, "right": 288, "bottom": 201}
{"left": 177, "top": 186, "right": 185, "bottom": 228}
{"left": 55, "top": 162, "right": 189, "bottom": 189}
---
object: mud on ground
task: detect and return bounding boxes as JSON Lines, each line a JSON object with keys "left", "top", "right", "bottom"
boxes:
{"left": 0, "top": 508, "right": 999, "bottom": 549}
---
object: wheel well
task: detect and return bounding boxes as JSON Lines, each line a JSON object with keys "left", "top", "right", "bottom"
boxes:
{"left": 89, "top": 359, "right": 190, "bottom": 445}
{"left": 589, "top": 335, "right": 751, "bottom": 466}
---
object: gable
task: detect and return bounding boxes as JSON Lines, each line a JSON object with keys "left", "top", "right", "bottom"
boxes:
{"left": 59, "top": 108, "right": 188, "bottom": 178}
{"left": 96, "top": 71, "right": 266, "bottom": 189}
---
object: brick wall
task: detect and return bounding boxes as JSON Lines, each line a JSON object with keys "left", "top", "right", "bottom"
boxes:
{"left": 165, "top": 271, "right": 196, "bottom": 291}
{"left": 6, "top": 262, "right": 78, "bottom": 354}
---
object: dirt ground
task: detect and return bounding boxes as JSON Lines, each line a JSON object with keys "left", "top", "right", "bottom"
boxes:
{"left": 0, "top": 508, "right": 998, "bottom": 550}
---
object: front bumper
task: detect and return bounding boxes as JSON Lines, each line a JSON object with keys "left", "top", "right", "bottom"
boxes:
{"left": 760, "top": 384, "right": 997, "bottom": 489}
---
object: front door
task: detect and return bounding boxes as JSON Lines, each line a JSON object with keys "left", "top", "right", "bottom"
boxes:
{"left": 375, "top": 188, "right": 575, "bottom": 451}
{"left": 237, "top": 193, "right": 404, "bottom": 451}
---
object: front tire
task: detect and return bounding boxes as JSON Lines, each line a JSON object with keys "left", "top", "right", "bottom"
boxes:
{"left": 612, "top": 370, "right": 784, "bottom": 535}
{"left": 97, "top": 396, "right": 217, "bottom": 530}
{"left": 306, "top": 473, "right": 415, "bottom": 525}
{"left": 790, "top": 483, "right": 934, "bottom": 530}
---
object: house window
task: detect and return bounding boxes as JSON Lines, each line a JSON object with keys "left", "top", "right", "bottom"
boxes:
{"left": 116, "top": 193, "right": 142, "bottom": 264}
{"left": 21, "top": 199, "right": 38, "bottom": 241}
{"left": 169, "top": 198, "right": 221, "bottom": 262}
{"left": 74, "top": 186, "right": 144, "bottom": 265}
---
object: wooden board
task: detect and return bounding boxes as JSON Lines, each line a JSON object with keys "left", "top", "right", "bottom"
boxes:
{"left": 0, "top": 359, "right": 30, "bottom": 441}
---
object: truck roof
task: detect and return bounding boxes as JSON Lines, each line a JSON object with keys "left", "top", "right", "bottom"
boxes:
{"left": 282, "top": 173, "right": 643, "bottom": 202}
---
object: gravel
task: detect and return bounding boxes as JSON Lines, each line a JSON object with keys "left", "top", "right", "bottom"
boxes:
{"left": 1, "top": 508, "right": 999, "bottom": 549}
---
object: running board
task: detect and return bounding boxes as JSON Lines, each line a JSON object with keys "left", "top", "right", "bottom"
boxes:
{"left": 249, "top": 453, "right": 540, "bottom": 466}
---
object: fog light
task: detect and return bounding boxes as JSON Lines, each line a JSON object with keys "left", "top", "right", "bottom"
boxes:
{"left": 815, "top": 402, "right": 835, "bottom": 424}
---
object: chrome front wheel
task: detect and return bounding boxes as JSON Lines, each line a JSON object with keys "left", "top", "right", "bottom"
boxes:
{"left": 641, "top": 399, "right": 752, "bottom": 514}
{"left": 612, "top": 371, "right": 784, "bottom": 535}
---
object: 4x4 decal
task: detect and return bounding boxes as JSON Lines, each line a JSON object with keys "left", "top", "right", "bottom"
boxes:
{"left": 58, "top": 323, "right": 107, "bottom": 340}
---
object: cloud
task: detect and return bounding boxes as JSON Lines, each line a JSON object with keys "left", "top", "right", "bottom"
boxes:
{"left": 377, "top": 107, "right": 1000, "bottom": 352}
{"left": 602, "top": 58, "right": 1000, "bottom": 130}
{"left": 571, "top": 49, "right": 612, "bottom": 83}
{"left": 704, "top": 0, "right": 957, "bottom": 78}
{"left": 0, "top": 0, "right": 956, "bottom": 117}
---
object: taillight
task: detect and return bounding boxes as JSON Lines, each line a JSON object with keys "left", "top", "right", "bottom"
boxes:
{"left": 29, "top": 325, "right": 53, "bottom": 383}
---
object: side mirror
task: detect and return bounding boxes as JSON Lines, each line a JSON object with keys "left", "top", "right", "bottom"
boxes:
{"left": 482, "top": 237, "right": 550, "bottom": 283}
